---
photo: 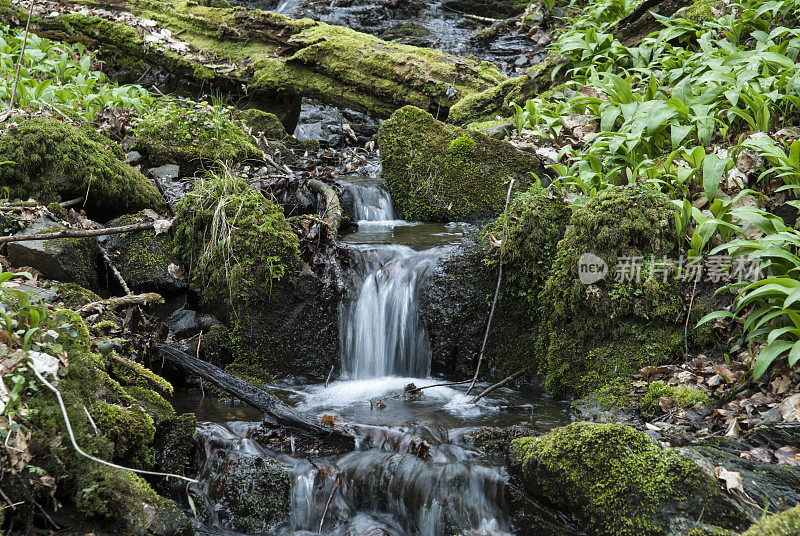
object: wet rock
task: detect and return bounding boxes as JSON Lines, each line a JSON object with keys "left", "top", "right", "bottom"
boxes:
{"left": 153, "top": 413, "right": 197, "bottom": 496}
{"left": 104, "top": 214, "right": 186, "bottom": 294}
{"left": 467, "top": 425, "right": 537, "bottom": 456}
{"left": 468, "top": 120, "right": 513, "bottom": 140}
{"left": 379, "top": 106, "right": 544, "bottom": 221}
{"left": 149, "top": 164, "right": 180, "bottom": 181}
{"left": 509, "top": 423, "right": 749, "bottom": 536}
{"left": 9, "top": 283, "right": 58, "bottom": 303}
{"left": 679, "top": 427, "right": 800, "bottom": 521}
{"left": 204, "top": 456, "right": 292, "bottom": 532}
{"left": 443, "top": 0, "right": 528, "bottom": 18}
{"left": 419, "top": 238, "right": 493, "bottom": 377}
{"left": 7, "top": 216, "right": 100, "bottom": 289}
{"left": 294, "top": 100, "right": 345, "bottom": 147}
{"left": 126, "top": 150, "right": 142, "bottom": 165}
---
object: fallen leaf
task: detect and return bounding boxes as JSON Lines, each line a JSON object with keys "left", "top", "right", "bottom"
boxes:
{"left": 740, "top": 447, "right": 774, "bottom": 463}
{"left": 779, "top": 393, "right": 800, "bottom": 422}
{"left": 775, "top": 446, "right": 800, "bottom": 466}
{"left": 714, "top": 466, "right": 744, "bottom": 493}
{"left": 716, "top": 364, "right": 737, "bottom": 384}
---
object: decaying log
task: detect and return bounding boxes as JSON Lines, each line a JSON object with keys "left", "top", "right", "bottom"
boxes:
{"left": 156, "top": 343, "right": 355, "bottom": 448}
{"left": 612, "top": 0, "right": 693, "bottom": 45}
{"left": 78, "top": 293, "right": 164, "bottom": 315}
{"left": 307, "top": 179, "right": 343, "bottom": 236}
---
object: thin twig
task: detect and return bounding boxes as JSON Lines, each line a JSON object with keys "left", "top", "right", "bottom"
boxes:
{"left": 10, "top": 0, "right": 36, "bottom": 108}
{"left": 31, "top": 366, "right": 199, "bottom": 484}
{"left": 59, "top": 197, "right": 85, "bottom": 209}
{"left": 469, "top": 368, "right": 529, "bottom": 404}
{"left": 318, "top": 477, "right": 340, "bottom": 534}
{"left": 102, "top": 250, "right": 132, "bottom": 296}
{"left": 684, "top": 277, "right": 699, "bottom": 357}
{"left": 0, "top": 487, "right": 16, "bottom": 510}
{"left": 324, "top": 365, "right": 334, "bottom": 388}
{"left": 466, "top": 179, "right": 514, "bottom": 396}
{"left": 82, "top": 405, "right": 99, "bottom": 435}
{"left": 0, "top": 222, "right": 157, "bottom": 244}
{"left": 412, "top": 379, "right": 474, "bottom": 391}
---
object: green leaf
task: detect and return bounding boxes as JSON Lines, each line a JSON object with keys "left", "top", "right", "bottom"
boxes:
{"left": 702, "top": 153, "right": 732, "bottom": 200}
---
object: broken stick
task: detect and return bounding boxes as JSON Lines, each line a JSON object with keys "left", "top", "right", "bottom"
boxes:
{"left": 0, "top": 222, "right": 157, "bottom": 244}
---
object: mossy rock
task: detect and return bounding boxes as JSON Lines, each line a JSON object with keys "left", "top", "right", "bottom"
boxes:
{"left": 378, "top": 105, "right": 544, "bottom": 221}
{"left": 238, "top": 108, "right": 288, "bottom": 139}
{"left": 134, "top": 101, "right": 262, "bottom": 174}
{"left": 509, "top": 423, "right": 748, "bottom": 536}
{"left": 204, "top": 456, "right": 291, "bottom": 532}
{"left": 106, "top": 213, "right": 187, "bottom": 293}
{"left": 173, "top": 170, "right": 300, "bottom": 310}
{"left": 741, "top": 505, "right": 800, "bottom": 536}
{"left": 21, "top": 308, "right": 188, "bottom": 533}
{"left": 0, "top": 118, "right": 166, "bottom": 219}
{"left": 91, "top": 401, "right": 156, "bottom": 466}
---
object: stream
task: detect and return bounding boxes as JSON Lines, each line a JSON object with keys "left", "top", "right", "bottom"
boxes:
{"left": 178, "top": 178, "right": 572, "bottom": 536}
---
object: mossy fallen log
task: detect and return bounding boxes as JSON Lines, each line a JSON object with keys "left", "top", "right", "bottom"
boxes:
{"left": 3, "top": 0, "right": 507, "bottom": 120}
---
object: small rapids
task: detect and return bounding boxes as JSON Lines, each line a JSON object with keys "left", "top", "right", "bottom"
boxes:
{"left": 185, "top": 178, "right": 571, "bottom": 536}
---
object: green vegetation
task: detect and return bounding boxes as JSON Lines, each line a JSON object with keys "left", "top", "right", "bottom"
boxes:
{"left": 505, "top": 0, "right": 800, "bottom": 383}
{"left": 0, "top": 25, "right": 152, "bottom": 119}
{"left": 133, "top": 99, "right": 261, "bottom": 172}
{"left": 0, "top": 117, "right": 166, "bottom": 218}
{"left": 172, "top": 166, "right": 300, "bottom": 309}
{"left": 378, "top": 105, "right": 544, "bottom": 221}
{"left": 640, "top": 380, "right": 710, "bottom": 415}
{"left": 510, "top": 423, "right": 747, "bottom": 536}
{"left": 742, "top": 505, "right": 800, "bottom": 536}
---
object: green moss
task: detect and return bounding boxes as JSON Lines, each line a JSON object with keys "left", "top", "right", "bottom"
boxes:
{"left": 641, "top": 381, "right": 709, "bottom": 416}
{"left": 173, "top": 169, "right": 300, "bottom": 309}
{"left": 378, "top": 106, "right": 543, "bottom": 221}
{"left": 37, "top": 224, "right": 99, "bottom": 289}
{"left": 125, "top": 385, "right": 176, "bottom": 424}
{"left": 238, "top": 108, "right": 288, "bottom": 139}
{"left": 108, "top": 353, "right": 174, "bottom": 396}
{"left": 679, "top": 0, "right": 718, "bottom": 23}
{"left": 91, "top": 401, "right": 156, "bottom": 466}
{"left": 91, "top": 320, "right": 120, "bottom": 335}
{"left": 510, "top": 423, "right": 747, "bottom": 536}
{"left": 742, "top": 505, "right": 800, "bottom": 536}
{"left": 106, "top": 213, "right": 180, "bottom": 292}
{"left": 134, "top": 100, "right": 261, "bottom": 173}
{"left": 46, "top": 202, "right": 69, "bottom": 221}
{"left": 0, "top": 118, "right": 166, "bottom": 218}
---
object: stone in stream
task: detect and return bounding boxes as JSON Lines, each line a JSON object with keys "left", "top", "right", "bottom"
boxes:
{"left": 7, "top": 216, "right": 100, "bottom": 290}
{"left": 378, "top": 105, "right": 545, "bottom": 222}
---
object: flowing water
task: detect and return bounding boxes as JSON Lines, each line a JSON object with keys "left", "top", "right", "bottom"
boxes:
{"left": 185, "top": 178, "right": 571, "bottom": 535}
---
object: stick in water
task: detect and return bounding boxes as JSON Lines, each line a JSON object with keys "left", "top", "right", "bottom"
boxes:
{"left": 466, "top": 179, "right": 514, "bottom": 396}
{"left": 469, "top": 368, "right": 529, "bottom": 404}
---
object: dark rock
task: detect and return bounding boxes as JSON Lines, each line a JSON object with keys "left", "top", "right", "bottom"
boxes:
{"left": 10, "top": 283, "right": 58, "bottom": 303}
{"left": 294, "top": 100, "right": 344, "bottom": 147}
{"left": 203, "top": 456, "right": 291, "bottom": 533}
{"left": 7, "top": 216, "right": 100, "bottom": 289}
{"left": 126, "top": 150, "right": 142, "bottom": 165}
{"left": 104, "top": 214, "right": 187, "bottom": 294}
{"left": 149, "top": 164, "right": 180, "bottom": 181}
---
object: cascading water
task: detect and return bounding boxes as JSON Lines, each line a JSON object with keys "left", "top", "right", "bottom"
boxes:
{"left": 182, "top": 179, "right": 572, "bottom": 536}
{"left": 339, "top": 245, "right": 439, "bottom": 379}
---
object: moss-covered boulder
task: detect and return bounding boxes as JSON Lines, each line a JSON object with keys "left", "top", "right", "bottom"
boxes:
{"left": 134, "top": 100, "right": 262, "bottom": 174}
{"left": 509, "top": 423, "right": 748, "bottom": 536}
{"left": 204, "top": 456, "right": 291, "bottom": 532}
{"left": 173, "top": 169, "right": 300, "bottom": 309}
{"left": 105, "top": 213, "right": 187, "bottom": 293}
{"left": 378, "top": 106, "right": 544, "bottom": 221}
{"left": 238, "top": 108, "right": 288, "bottom": 139}
{"left": 0, "top": 118, "right": 166, "bottom": 219}
{"left": 20, "top": 308, "right": 190, "bottom": 534}
{"left": 741, "top": 505, "right": 800, "bottom": 536}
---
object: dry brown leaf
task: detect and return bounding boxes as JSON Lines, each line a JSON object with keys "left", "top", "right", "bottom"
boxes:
{"left": 740, "top": 447, "right": 774, "bottom": 463}
{"left": 779, "top": 393, "right": 800, "bottom": 422}
{"left": 771, "top": 376, "right": 791, "bottom": 395}
{"left": 716, "top": 364, "right": 737, "bottom": 384}
{"left": 714, "top": 466, "right": 744, "bottom": 493}
{"left": 775, "top": 446, "right": 800, "bottom": 466}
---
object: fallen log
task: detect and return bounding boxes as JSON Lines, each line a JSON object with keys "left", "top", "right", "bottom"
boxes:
{"left": 0, "top": 221, "right": 157, "bottom": 244}
{"left": 307, "top": 179, "right": 342, "bottom": 236}
{"left": 155, "top": 343, "right": 355, "bottom": 448}
{"left": 4, "top": 0, "right": 505, "bottom": 120}
{"left": 78, "top": 293, "right": 164, "bottom": 315}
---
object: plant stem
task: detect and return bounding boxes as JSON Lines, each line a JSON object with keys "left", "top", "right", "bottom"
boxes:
{"left": 10, "top": 0, "right": 36, "bottom": 109}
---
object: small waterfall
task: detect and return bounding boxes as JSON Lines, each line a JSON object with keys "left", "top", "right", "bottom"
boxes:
{"left": 340, "top": 181, "right": 396, "bottom": 222}
{"left": 339, "top": 246, "right": 440, "bottom": 379}
{"left": 275, "top": 0, "right": 301, "bottom": 13}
